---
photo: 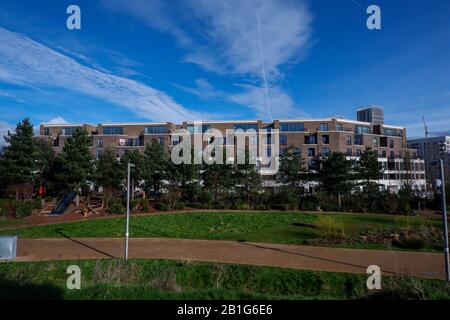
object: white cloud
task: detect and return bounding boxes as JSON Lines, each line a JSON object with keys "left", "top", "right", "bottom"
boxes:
{"left": 184, "top": 0, "right": 312, "bottom": 78}
{"left": 46, "top": 117, "right": 69, "bottom": 125}
{"left": 177, "top": 79, "right": 305, "bottom": 119}
{"left": 0, "top": 27, "right": 202, "bottom": 123}
{"left": 228, "top": 84, "right": 305, "bottom": 119}
{"left": 0, "top": 121, "right": 14, "bottom": 146}
{"left": 102, "top": 0, "right": 312, "bottom": 120}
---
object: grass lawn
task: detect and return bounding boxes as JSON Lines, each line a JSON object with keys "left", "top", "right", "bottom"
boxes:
{"left": 0, "top": 211, "right": 442, "bottom": 251}
{"left": 0, "top": 259, "right": 448, "bottom": 300}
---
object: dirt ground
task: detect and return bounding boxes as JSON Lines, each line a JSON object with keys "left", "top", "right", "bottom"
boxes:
{"left": 15, "top": 237, "right": 447, "bottom": 280}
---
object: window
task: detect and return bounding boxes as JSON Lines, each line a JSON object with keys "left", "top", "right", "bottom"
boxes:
{"left": 347, "top": 148, "right": 353, "bottom": 156}
{"left": 383, "top": 128, "right": 401, "bottom": 137}
{"left": 305, "top": 135, "right": 317, "bottom": 144}
{"left": 159, "top": 137, "right": 165, "bottom": 146}
{"left": 346, "top": 135, "right": 352, "bottom": 145}
{"left": 145, "top": 125, "right": 167, "bottom": 134}
{"left": 308, "top": 148, "right": 315, "bottom": 157}
{"left": 322, "top": 135, "right": 330, "bottom": 144}
{"left": 266, "top": 147, "right": 272, "bottom": 157}
{"left": 372, "top": 137, "right": 378, "bottom": 147}
{"left": 354, "top": 135, "right": 363, "bottom": 145}
{"left": 280, "top": 135, "right": 287, "bottom": 145}
{"left": 96, "top": 150, "right": 102, "bottom": 160}
{"left": 62, "top": 127, "right": 75, "bottom": 135}
{"left": 390, "top": 150, "right": 395, "bottom": 159}
{"left": 266, "top": 135, "right": 272, "bottom": 144}
{"left": 322, "top": 147, "right": 331, "bottom": 156}
{"left": 319, "top": 123, "right": 329, "bottom": 131}
{"left": 187, "top": 124, "right": 210, "bottom": 134}
{"left": 279, "top": 123, "right": 304, "bottom": 132}
{"left": 103, "top": 127, "right": 124, "bottom": 135}
{"left": 356, "top": 149, "right": 362, "bottom": 157}
{"left": 44, "top": 128, "right": 50, "bottom": 136}
{"left": 233, "top": 123, "right": 258, "bottom": 131}
{"left": 97, "top": 138, "right": 103, "bottom": 148}
{"left": 389, "top": 139, "right": 394, "bottom": 148}
{"left": 355, "top": 125, "right": 370, "bottom": 134}
{"left": 336, "top": 123, "right": 343, "bottom": 131}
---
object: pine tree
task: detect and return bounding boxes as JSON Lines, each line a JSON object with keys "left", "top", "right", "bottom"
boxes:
{"left": 96, "top": 148, "right": 124, "bottom": 200}
{"left": 54, "top": 128, "right": 94, "bottom": 204}
{"left": 277, "top": 145, "right": 308, "bottom": 192}
{"left": 234, "top": 148, "right": 262, "bottom": 205}
{"left": 0, "top": 118, "right": 36, "bottom": 199}
{"left": 120, "top": 150, "right": 144, "bottom": 199}
{"left": 318, "top": 152, "right": 353, "bottom": 208}
{"left": 142, "top": 139, "right": 168, "bottom": 197}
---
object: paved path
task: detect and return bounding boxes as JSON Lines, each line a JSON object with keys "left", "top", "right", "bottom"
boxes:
{"left": 15, "top": 237, "right": 446, "bottom": 280}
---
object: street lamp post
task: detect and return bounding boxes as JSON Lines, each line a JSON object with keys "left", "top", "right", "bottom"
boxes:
{"left": 432, "top": 159, "right": 449, "bottom": 282}
{"left": 125, "top": 162, "right": 135, "bottom": 261}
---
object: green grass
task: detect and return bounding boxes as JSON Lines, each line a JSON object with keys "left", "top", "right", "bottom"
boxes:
{"left": 0, "top": 218, "right": 26, "bottom": 228}
{"left": 0, "top": 211, "right": 441, "bottom": 251}
{"left": 0, "top": 259, "right": 448, "bottom": 300}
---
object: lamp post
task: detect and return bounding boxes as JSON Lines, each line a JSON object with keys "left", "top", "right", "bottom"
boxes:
{"left": 432, "top": 159, "right": 449, "bottom": 282}
{"left": 125, "top": 162, "right": 135, "bottom": 260}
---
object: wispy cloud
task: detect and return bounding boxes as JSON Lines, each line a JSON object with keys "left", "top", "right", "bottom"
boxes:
{"left": 103, "top": 0, "right": 312, "bottom": 120}
{"left": 45, "top": 117, "right": 69, "bottom": 125}
{"left": 0, "top": 27, "right": 202, "bottom": 122}
{"left": 176, "top": 78, "right": 306, "bottom": 119}
{"left": 0, "top": 121, "right": 13, "bottom": 146}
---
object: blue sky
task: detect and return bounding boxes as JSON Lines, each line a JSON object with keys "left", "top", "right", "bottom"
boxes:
{"left": 0, "top": 0, "right": 449, "bottom": 142}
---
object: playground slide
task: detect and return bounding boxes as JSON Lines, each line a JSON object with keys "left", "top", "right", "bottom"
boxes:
{"left": 50, "top": 192, "right": 76, "bottom": 215}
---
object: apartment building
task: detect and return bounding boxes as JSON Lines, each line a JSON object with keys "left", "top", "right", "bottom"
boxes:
{"left": 408, "top": 136, "right": 450, "bottom": 185}
{"left": 357, "top": 106, "right": 384, "bottom": 125}
{"left": 36, "top": 113, "right": 426, "bottom": 193}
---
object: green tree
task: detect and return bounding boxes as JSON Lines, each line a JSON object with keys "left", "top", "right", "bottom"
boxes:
{"left": 318, "top": 152, "right": 353, "bottom": 208}
{"left": 34, "top": 139, "right": 55, "bottom": 190}
{"left": 54, "top": 128, "right": 94, "bottom": 205}
{"left": 277, "top": 145, "right": 308, "bottom": 193}
{"left": 96, "top": 148, "right": 125, "bottom": 203}
{"left": 234, "top": 148, "right": 262, "bottom": 205}
{"left": 142, "top": 140, "right": 168, "bottom": 198}
{"left": 167, "top": 147, "right": 201, "bottom": 202}
{"left": 202, "top": 152, "right": 234, "bottom": 203}
{"left": 120, "top": 150, "right": 144, "bottom": 199}
{"left": 356, "top": 148, "right": 383, "bottom": 208}
{"left": 0, "top": 118, "right": 36, "bottom": 199}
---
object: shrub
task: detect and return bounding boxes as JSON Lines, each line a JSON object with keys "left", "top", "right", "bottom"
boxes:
{"left": 155, "top": 203, "right": 171, "bottom": 211}
{"left": 393, "top": 234, "right": 427, "bottom": 250}
{"left": 138, "top": 198, "right": 150, "bottom": 212}
{"left": 198, "top": 190, "right": 214, "bottom": 205}
{"left": 45, "top": 196, "right": 54, "bottom": 202}
{"left": 33, "top": 197, "right": 42, "bottom": 209}
{"left": 314, "top": 215, "right": 346, "bottom": 240}
{"left": 173, "top": 202, "right": 185, "bottom": 210}
{"left": 300, "top": 196, "right": 320, "bottom": 211}
{"left": 106, "top": 198, "right": 125, "bottom": 215}
{"left": 15, "top": 201, "right": 33, "bottom": 218}
{"left": 0, "top": 207, "right": 7, "bottom": 219}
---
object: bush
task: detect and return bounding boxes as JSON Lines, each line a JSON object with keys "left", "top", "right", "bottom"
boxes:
{"left": 173, "top": 202, "right": 185, "bottom": 210}
{"left": 33, "top": 197, "right": 42, "bottom": 209}
{"left": 106, "top": 198, "right": 125, "bottom": 215}
{"left": 314, "top": 215, "right": 346, "bottom": 240}
{"left": 45, "top": 196, "right": 54, "bottom": 202}
{"left": 393, "top": 234, "right": 427, "bottom": 250}
{"left": 15, "top": 201, "right": 33, "bottom": 218}
{"left": 300, "top": 196, "right": 320, "bottom": 211}
{"left": 155, "top": 203, "right": 171, "bottom": 211}
{"left": 0, "top": 207, "right": 7, "bottom": 218}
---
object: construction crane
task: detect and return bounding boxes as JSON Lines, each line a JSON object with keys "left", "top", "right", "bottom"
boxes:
{"left": 422, "top": 116, "right": 429, "bottom": 138}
